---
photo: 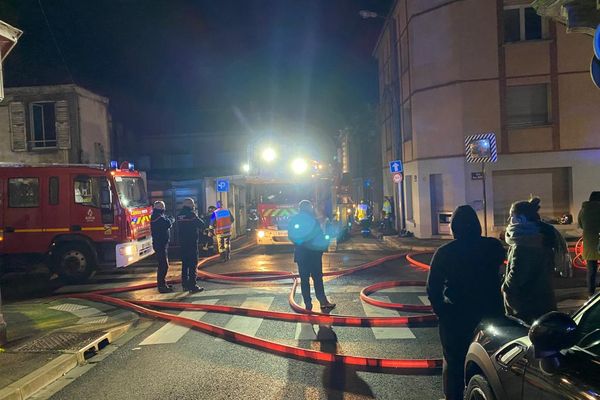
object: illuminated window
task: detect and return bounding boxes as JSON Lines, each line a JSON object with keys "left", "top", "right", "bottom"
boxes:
{"left": 503, "top": 6, "right": 545, "bottom": 43}
{"left": 506, "top": 84, "right": 549, "bottom": 127}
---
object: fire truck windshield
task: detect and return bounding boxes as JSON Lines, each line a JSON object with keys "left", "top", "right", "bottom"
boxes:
{"left": 114, "top": 177, "right": 148, "bottom": 208}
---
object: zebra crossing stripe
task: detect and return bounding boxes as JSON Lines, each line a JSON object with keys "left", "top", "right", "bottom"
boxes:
{"left": 139, "top": 299, "right": 219, "bottom": 345}
{"left": 361, "top": 296, "right": 416, "bottom": 339}
{"left": 219, "top": 297, "right": 274, "bottom": 337}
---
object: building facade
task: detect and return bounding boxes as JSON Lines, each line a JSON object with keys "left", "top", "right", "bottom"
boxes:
{"left": 0, "top": 84, "right": 111, "bottom": 165}
{"left": 375, "top": 0, "right": 600, "bottom": 238}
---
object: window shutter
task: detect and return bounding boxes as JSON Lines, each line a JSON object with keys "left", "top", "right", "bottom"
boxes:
{"left": 9, "top": 102, "right": 27, "bottom": 152}
{"left": 55, "top": 100, "right": 71, "bottom": 149}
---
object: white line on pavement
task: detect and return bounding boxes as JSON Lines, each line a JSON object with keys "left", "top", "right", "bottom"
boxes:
{"left": 361, "top": 296, "right": 416, "bottom": 339}
{"left": 418, "top": 296, "right": 431, "bottom": 305}
{"left": 139, "top": 298, "right": 218, "bottom": 345}
{"left": 218, "top": 296, "right": 274, "bottom": 338}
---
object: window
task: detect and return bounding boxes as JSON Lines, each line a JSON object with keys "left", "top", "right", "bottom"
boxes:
{"left": 114, "top": 177, "right": 148, "bottom": 208}
{"left": 506, "top": 84, "right": 549, "bottom": 127}
{"left": 402, "top": 102, "right": 412, "bottom": 141}
{"left": 9, "top": 178, "right": 40, "bottom": 208}
{"left": 74, "top": 175, "right": 101, "bottom": 207}
{"left": 30, "top": 102, "right": 57, "bottom": 148}
{"left": 504, "top": 6, "right": 545, "bottom": 43}
{"left": 49, "top": 177, "right": 59, "bottom": 205}
{"left": 405, "top": 176, "right": 414, "bottom": 221}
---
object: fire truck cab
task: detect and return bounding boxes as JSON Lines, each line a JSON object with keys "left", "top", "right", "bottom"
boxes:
{"left": 0, "top": 162, "right": 153, "bottom": 283}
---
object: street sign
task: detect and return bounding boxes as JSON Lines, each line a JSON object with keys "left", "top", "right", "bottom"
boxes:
{"left": 465, "top": 133, "right": 498, "bottom": 163}
{"left": 389, "top": 160, "right": 403, "bottom": 173}
{"left": 393, "top": 172, "right": 403, "bottom": 183}
{"left": 216, "top": 179, "right": 229, "bottom": 193}
{"left": 471, "top": 172, "right": 484, "bottom": 180}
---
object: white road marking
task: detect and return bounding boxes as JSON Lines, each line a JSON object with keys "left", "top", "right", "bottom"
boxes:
{"left": 418, "top": 296, "right": 430, "bottom": 305}
{"left": 295, "top": 323, "right": 318, "bottom": 340}
{"left": 220, "top": 296, "right": 274, "bottom": 337}
{"left": 361, "top": 296, "right": 415, "bottom": 339}
{"left": 139, "top": 298, "right": 218, "bottom": 345}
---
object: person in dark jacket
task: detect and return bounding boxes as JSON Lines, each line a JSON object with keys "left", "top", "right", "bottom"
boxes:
{"left": 578, "top": 191, "right": 600, "bottom": 297}
{"left": 288, "top": 200, "right": 335, "bottom": 311}
{"left": 502, "top": 197, "right": 557, "bottom": 324}
{"left": 151, "top": 201, "right": 175, "bottom": 293}
{"left": 427, "top": 205, "right": 506, "bottom": 400}
{"left": 177, "top": 198, "right": 204, "bottom": 293}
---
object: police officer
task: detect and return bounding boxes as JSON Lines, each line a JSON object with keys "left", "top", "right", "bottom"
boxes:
{"left": 288, "top": 200, "right": 335, "bottom": 312}
{"left": 177, "top": 198, "right": 204, "bottom": 293}
{"left": 151, "top": 201, "right": 174, "bottom": 293}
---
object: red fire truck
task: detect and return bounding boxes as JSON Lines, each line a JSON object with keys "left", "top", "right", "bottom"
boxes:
{"left": 254, "top": 179, "right": 332, "bottom": 246}
{"left": 0, "top": 162, "right": 153, "bottom": 283}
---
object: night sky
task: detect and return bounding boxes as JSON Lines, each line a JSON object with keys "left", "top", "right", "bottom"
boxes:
{"left": 1, "top": 0, "right": 391, "bottom": 139}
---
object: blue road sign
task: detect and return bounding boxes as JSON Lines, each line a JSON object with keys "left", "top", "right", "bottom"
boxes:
{"left": 592, "top": 55, "right": 600, "bottom": 89}
{"left": 216, "top": 179, "right": 229, "bottom": 193}
{"left": 389, "top": 160, "right": 403, "bottom": 173}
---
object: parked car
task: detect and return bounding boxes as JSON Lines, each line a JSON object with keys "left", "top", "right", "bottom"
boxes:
{"left": 464, "top": 294, "right": 600, "bottom": 400}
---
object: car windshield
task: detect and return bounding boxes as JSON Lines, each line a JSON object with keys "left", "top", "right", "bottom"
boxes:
{"left": 575, "top": 297, "right": 600, "bottom": 355}
{"left": 114, "top": 177, "right": 148, "bottom": 208}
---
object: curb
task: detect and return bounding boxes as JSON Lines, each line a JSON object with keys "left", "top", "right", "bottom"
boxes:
{"left": 0, "top": 323, "right": 132, "bottom": 400}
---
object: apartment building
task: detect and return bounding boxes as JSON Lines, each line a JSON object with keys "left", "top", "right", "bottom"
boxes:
{"left": 375, "top": 0, "right": 600, "bottom": 238}
{"left": 0, "top": 84, "right": 111, "bottom": 165}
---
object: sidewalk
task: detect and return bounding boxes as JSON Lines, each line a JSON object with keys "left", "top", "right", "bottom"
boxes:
{"left": 0, "top": 298, "right": 137, "bottom": 400}
{"left": 381, "top": 235, "right": 450, "bottom": 252}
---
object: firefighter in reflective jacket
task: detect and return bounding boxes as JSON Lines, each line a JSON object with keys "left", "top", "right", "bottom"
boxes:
{"left": 210, "top": 201, "right": 235, "bottom": 254}
{"left": 355, "top": 200, "right": 372, "bottom": 232}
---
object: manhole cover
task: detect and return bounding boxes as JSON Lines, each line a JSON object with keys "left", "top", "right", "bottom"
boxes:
{"left": 15, "top": 332, "right": 101, "bottom": 352}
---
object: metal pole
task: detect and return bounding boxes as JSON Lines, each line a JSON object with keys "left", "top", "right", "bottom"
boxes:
{"left": 482, "top": 162, "right": 488, "bottom": 236}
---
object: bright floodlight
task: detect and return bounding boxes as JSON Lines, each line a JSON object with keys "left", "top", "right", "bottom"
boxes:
{"left": 262, "top": 147, "right": 277, "bottom": 162}
{"left": 291, "top": 158, "right": 308, "bottom": 175}
{"left": 241, "top": 163, "right": 250, "bottom": 173}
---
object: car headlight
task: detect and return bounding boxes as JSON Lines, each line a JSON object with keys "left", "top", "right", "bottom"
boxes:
{"left": 257, "top": 230, "right": 265, "bottom": 238}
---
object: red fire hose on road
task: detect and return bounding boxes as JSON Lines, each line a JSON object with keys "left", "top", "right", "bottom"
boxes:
{"left": 69, "top": 248, "right": 443, "bottom": 373}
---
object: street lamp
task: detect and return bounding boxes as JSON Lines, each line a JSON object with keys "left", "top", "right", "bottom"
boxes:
{"left": 241, "top": 163, "right": 250, "bottom": 173}
{"left": 261, "top": 147, "right": 277, "bottom": 163}
{"left": 291, "top": 157, "right": 308, "bottom": 175}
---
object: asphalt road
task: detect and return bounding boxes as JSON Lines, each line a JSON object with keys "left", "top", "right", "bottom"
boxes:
{"left": 38, "top": 236, "right": 444, "bottom": 399}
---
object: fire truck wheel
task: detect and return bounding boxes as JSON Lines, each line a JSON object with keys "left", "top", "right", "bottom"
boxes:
{"left": 54, "top": 243, "right": 96, "bottom": 284}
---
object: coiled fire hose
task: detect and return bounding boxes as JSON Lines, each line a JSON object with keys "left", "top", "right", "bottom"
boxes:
{"left": 70, "top": 246, "right": 443, "bottom": 373}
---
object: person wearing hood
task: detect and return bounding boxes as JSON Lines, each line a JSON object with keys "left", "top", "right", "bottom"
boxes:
{"left": 427, "top": 205, "right": 505, "bottom": 400}
{"left": 288, "top": 200, "right": 336, "bottom": 312}
{"left": 578, "top": 191, "right": 600, "bottom": 297}
{"left": 502, "top": 198, "right": 557, "bottom": 324}
{"left": 177, "top": 198, "right": 204, "bottom": 293}
{"left": 151, "top": 201, "right": 175, "bottom": 293}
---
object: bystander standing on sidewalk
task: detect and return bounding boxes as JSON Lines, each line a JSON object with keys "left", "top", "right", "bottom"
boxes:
{"left": 151, "top": 201, "right": 175, "bottom": 293}
{"left": 427, "top": 205, "right": 505, "bottom": 400}
{"left": 502, "top": 198, "right": 557, "bottom": 324}
{"left": 578, "top": 191, "right": 600, "bottom": 297}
